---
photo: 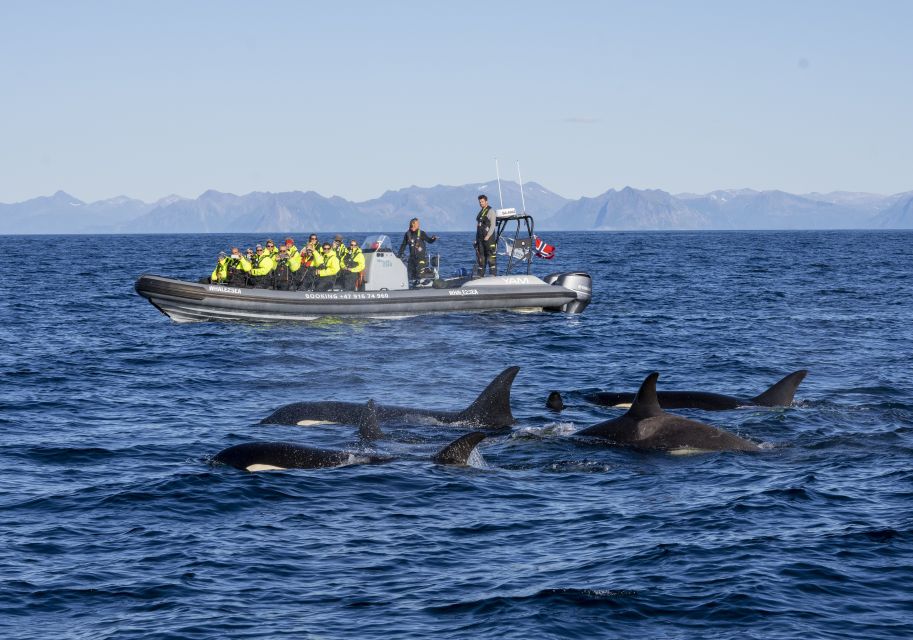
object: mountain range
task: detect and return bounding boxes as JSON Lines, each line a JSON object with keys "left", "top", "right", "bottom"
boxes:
{"left": 2, "top": 182, "right": 912, "bottom": 234}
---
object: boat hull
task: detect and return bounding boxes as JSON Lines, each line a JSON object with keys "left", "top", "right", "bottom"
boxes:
{"left": 135, "top": 274, "right": 587, "bottom": 322}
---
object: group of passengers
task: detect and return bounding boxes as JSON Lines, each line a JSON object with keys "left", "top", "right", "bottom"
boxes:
{"left": 209, "top": 234, "right": 365, "bottom": 291}
{"left": 208, "top": 196, "right": 498, "bottom": 292}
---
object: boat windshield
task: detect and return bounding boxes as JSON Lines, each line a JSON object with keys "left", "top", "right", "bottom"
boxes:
{"left": 362, "top": 234, "right": 393, "bottom": 252}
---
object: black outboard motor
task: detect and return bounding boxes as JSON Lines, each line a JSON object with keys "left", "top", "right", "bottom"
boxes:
{"left": 544, "top": 272, "right": 592, "bottom": 313}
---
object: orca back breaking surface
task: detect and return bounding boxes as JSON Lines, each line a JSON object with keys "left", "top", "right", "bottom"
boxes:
{"left": 259, "top": 366, "right": 519, "bottom": 429}
{"left": 212, "top": 442, "right": 357, "bottom": 471}
{"left": 576, "top": 372, "right": 762, "bottom": 452}
{"left": 212, "top": 432, "right": 487, "bottom": 472}
{"left": 578, "top": 369, "right": 809, "bottom": 411}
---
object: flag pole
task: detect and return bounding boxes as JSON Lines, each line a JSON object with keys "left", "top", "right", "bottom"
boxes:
{"left": 495, "top": 157, "right": 504, "bottom": 209}
{"left": 517, "top": 160, "right": 526, "bottom": 214}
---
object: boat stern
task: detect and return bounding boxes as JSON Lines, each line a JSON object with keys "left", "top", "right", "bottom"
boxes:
{"left": 543, "top": 272, "right": 592, "bottom": 313}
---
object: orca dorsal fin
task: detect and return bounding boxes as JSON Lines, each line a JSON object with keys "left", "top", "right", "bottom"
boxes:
{"left": 626, "top": 372, "right": 664, "bottom": 419}
{"left": 459, "top": 366, "right": 519, "bottom": 427}
{"left": 358, "top": 400, "right": 384, "bottom": 441}
{"left": 546, "top": 391, "right": 564, "bottom": 411}
{"left": 431, "top": 432, "right": 486, "bottom": 465}
{"left": 750, "top": 369, "right": 808, "bottom": 406}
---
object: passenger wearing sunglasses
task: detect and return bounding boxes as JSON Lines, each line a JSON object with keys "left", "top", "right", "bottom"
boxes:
{"left": 340, "top": 240, "right": 366, "bottom": 291}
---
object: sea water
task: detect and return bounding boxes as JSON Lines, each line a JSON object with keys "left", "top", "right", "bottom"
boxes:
{"left": 1, "top": 231, "right": 911, "bottom": 639}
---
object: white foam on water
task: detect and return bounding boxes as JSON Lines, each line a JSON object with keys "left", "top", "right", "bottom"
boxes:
{"left": 513, "top": 422, "right": 579, "bottom": 438}
{"left": 465, "top": 448, "right": 487, "bottom": 468}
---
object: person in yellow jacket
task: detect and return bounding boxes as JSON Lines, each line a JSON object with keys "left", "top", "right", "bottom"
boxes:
{"left": 332, "top": 234, "right": 347, "bottom": 263}
{"left": 284, "top": 237, "right": 299, "bottom": 259}
{"left": 210, "top": 252, "right": 228, "bottom": 283}
{"left": 263, "top": 239, "right": 279, "bottom": 259}
{"left": 249, "top": 245, "right": 275, "bottom": 288}
{"left": 340, "top": 239, "right": 365, "bottom": 291}
{"left": 272, "top": 245, "right": 297, "bottom": 290}
{"left": 298, "top": 241, "right": 324, "bottom": 290}
{"left": 314, "top": 243, "right": 340, "bottom": 291}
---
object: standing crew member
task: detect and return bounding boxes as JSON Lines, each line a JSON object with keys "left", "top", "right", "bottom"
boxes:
{"left": 397, "top": 217, "right": 437, "bottom": 282}
{"left": 340, "top": 239, "right": 365, "bottom": 291}
{"left": 474, "top": 195, "right": 497, "bottom": 277}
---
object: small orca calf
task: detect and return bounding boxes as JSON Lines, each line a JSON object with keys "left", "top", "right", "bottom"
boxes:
{"left": 576, "top": 372, "right": 761, "bottom": 453}
{"left": 261, "top": 366, "right": 519, "bottom": 428}
{"left": 548, "top": 369, "right": 807, "bottom": 412}
{"left": 212, "top": 432, "right": 487, "bottom": 472}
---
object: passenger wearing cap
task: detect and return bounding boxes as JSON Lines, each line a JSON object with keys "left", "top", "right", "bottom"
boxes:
{"left": 314, "top": 242, "right": 341, "bottom": 291}
{"left": 249, "top": 244, "right": 262, "bottom": 267}
{"left": 287, "top": 242, "right": 303, "bottom": 285}
{"left": 249, "top": 244, "right": 275, "bottom": 288}
{"left": 340, "top": 239, "right": 365, "bottom": 291}
{"left": 210, "top": 251, "right": 229, "bottom": 283}
{"left": 332, "top": 234, "right": 348, "bottom": 262}
{"left": 284, "top": 237, "right": 299, "bottom": 260}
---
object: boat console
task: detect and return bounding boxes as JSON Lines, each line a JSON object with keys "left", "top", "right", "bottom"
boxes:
{"left": 360, "top": 235, "right": 408, "bottom": 291}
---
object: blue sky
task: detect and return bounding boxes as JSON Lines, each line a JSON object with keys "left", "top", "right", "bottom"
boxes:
{"left": 1, "top": 0, "right": 910, "bottom": 203}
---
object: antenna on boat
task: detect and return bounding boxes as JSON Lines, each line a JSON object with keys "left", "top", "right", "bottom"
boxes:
{"left": 517, "top": 161, "right": 526, "bottom": 214}
{"left": 495, "top": 157, "right": 504, "bottom": 209}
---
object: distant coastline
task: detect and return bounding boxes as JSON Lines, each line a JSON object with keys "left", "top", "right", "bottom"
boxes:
{"left": 3, "top": 182, "right": 911, "bottom": 234}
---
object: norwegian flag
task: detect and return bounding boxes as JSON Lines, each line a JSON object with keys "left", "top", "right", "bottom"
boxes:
{"left": 533, "top": 235, "right": 556, "bottom": 259}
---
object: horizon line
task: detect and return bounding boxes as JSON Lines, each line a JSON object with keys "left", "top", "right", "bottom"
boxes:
{"left": 3, "top": 182, "right": 911, "bottom": 207}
